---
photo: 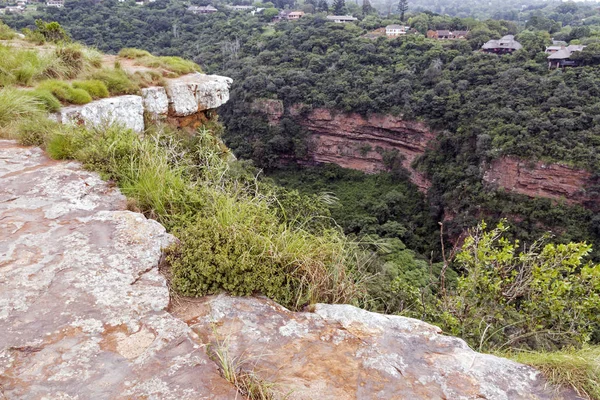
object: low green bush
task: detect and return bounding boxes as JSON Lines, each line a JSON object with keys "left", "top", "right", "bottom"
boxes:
{"left": 37, "top": 80, "right": 93, "bottom": 104}
{"left": 24, "top": 89, "right": 61, "bottom": 112}
{"left": 17, "top": 117, "right": 61, "bottom": 146}
{"left": 72, "top": 80, "right": 109, "bottom": 99}
{"left": 69, "top": 87, "right": 93, "bottom": 104}
{"left": 89, "top": 67, "right": 140, "bottom": 95}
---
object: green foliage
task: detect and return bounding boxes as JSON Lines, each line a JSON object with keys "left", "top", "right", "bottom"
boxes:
{"left": 0, "top": 44, "right": 64, "bottom": 86}
{"left": 0, "top": 20, "right": 15, "bottom": 39}
{"left": 34, "top": 19, "right": 70, "bottom": 43}
{"left": 24, "top": 88, "right": 61, "bottom": 112}
{"left": 37, "top": 79, "right": 92, "bottom": 104}
{"left": 88, "top": 67, "right": 140, "bottom": 95}
{"left": 72, "top": 79, "right": 109, "bottom": 99}
{"left": 441, "top": 221, "right": 600, "bottom": 351}
{"left": 510, "top": 346, "right": 600, "bottom": 400}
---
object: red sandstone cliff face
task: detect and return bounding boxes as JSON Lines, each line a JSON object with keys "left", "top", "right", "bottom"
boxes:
{"left": 292, "top": 107, "right": 435, "bottom": 190}
{"left": 250, "top": 100, "right": 596, "bottom": 205}
{"left": 483, "top": 157, "right": 594, "bottom": 205}
{"left": 251, "top": 100, "right": 436, "bottom": 191}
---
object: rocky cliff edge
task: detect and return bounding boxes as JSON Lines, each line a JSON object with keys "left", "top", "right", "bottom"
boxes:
{"left": 0, "top": 139, "right": 578, "bottom": 399}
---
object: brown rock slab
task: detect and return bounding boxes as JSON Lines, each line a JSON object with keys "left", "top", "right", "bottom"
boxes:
{"left": 0, "top": 140, "right": 237, "bottom": 399}
{"left": 176, "top": 295, "right": 580, "bottom": 400}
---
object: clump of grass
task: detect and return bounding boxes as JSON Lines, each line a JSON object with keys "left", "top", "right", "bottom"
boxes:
{"left": 55, "top": 43, "right": 103, "bottom": 78}
{"left": 24, "top": 88, "right": 62, "bottom": 112}
{"left": 17, "top": 117, "right": 61, "bottom": 146}
{"left": 118, "top": 48, "right": 152, "bottom": 59}
{"left": 510, "top": 346, "right": 600, "bottom": 399}
{"left": 89, "top": 67, "right": 140, "bottom": 95}
{"left": 208, "top": 339, "right": 279, "bottom": 400}
{"left": 72, "top": 80, "right": 109, "bottom": 99}
{"left": 0, "top": 87, "right": 45, "bottom": 130}
{"left": 37, "top": 79, "right": 93, "bottom": 104}
{"left": 0, "top": 44, "right": 65, "bottom": 86}
{"left": 118, "top": 47, "right": 202, "bottom": 77}
{"left": 0, "top": 21, "right": 16, "bottom": 40}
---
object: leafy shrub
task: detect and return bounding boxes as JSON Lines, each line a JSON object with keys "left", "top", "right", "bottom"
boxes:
{"left": 441, "top": 221, "right": 600, "bottom": 351}
{"left": 34, "top": 20, "right": 70, "bottom": 43}
{"left": 72, "top": 80, "right": 109, "bottom": 99}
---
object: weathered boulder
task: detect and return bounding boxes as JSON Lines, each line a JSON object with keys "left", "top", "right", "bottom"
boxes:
{"left": 58, "top": 95, "right": 145, "bottom": 133}
{"left": 0, "top": 140, "right": 236, "bottom": 399}
{"left": 166, "top": 73, "right": 232, "bottom": 117}
{"left": 175, "top": 295, "right": 579, "bottom": 400}
{"left": 56, "top": 74, "right": 232, "bottom": 131}
{"left": 141, "top": 86, "right": 169, "bottom": 120}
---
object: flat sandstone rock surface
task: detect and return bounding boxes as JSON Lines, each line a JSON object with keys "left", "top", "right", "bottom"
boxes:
{"left": 0, "top": 140, "right": 236, "bottom": 399}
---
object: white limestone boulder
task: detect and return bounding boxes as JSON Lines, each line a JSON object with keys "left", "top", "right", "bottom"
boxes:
{"left": 141, "top": 86, "right": 169, "bottom": 120}
{"left": 165, "top": 73, "right": 232, "bottom": 116}
{"left": 59, "top": 95, "right": 145, "bottom": 133}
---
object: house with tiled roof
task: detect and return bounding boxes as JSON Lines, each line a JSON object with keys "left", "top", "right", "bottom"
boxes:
{"left": 481, "top": 35, "right": 522, "bottom": 54}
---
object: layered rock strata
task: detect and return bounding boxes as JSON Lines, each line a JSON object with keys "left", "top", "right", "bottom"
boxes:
{"left": 483, "top": 156, "right": 594, "bottom": 205}
{"left": 252, "top": 100, "right": 436, "bottom": 191}
{"left": 0, "top": 140, "right": 236, "bottom": 399}
{"left": 57, "top": 73, "right": 232, "bottom": 132}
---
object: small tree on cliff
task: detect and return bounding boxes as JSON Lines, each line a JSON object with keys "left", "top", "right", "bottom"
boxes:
{"left": 362, "top": 0, "right": 373, "bottom": 15}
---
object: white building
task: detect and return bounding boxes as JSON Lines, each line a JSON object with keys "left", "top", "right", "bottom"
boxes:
{"left": 46, "top": 0, "right": 64, "bottom": 8}
{"left": 326, "top": 15, "right": 358, "bottom": 23}
{"left": 385, "top": 24, "right": 409, "bottom": 36}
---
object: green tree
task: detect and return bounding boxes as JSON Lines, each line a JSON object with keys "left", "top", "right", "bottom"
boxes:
{"left": 441, "top": 221, "right": 600, "bottom": 351}
{"left": 362, "top": 0, "right": 372, "bottom": 16}
{"left": 397, "top": 0, "right": 408, "bottom": 22}
{"left": 332, "top": 0, "right": 345, "bottom": 14}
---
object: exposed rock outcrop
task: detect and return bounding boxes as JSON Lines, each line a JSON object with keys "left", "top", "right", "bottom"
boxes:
{"left": 251, "top": 101, "right": 436, "bottom": 191}
{"left": 483, "top": 156, "right": 595, "bottom": 205}
{"left": 0, "top": 140, "right": 578, "bottom": 399}
{"left": 58, "top": 95, "right": 145, "bottom": 132}
{"left": 177, "top": 295, "right": 576, "bottom": 400}
{"left": 0, "top": 140, "right": 236, "bottom": 399}
{"left": 57, "top": 73, "right": 232, "bottom": 132}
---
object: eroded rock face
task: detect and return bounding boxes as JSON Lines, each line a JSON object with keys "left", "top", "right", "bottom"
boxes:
{"left": 176, "top": 295, "right": 576, "bottom": 400}
{"left": 59, "top": 95, "right": 145, "bottom": 132}
{"left": 165, "top": 73, "right": 233, "bottom": 117}
{"left": 57, "top": 73, "right": 232, "bottom": 132}
{"left": 0, "top": 140, "right": 236, "bottom": 399}
{"left": 483, "top": 156, "right": 594, "bottom": 205}
{"left": 251, "top": 101, "right": 436, "bottom": 191}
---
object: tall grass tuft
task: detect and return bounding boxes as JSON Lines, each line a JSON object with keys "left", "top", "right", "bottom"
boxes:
{"left": 0, "top": 87, "right": 45, "bottom": 131}
{"left": 510, "top": 346, "right": 600, "bottom": 400}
